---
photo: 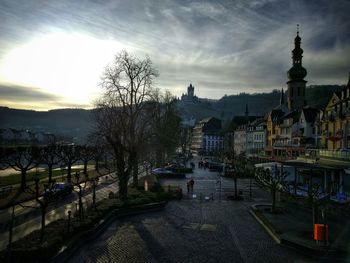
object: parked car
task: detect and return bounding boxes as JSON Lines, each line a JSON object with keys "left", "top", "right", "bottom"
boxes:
{"left": 152, "top": 167, "right": 174, "bottom": 176}
{"left": 44, "top": 182, "right": 73, "bottom": 200}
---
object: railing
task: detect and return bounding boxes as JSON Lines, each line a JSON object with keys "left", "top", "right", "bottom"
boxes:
{"left": 319, "top": 149, "right": 350, "bottom": 160}
{"left": 273, "top": 142, "right": 300, "bottom": 147}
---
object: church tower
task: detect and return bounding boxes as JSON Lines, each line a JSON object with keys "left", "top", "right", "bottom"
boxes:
{"left": 287, "top": 25, "right": 307, "bottom": 110}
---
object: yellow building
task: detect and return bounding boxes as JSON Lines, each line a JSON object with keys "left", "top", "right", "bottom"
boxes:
{"left": 321, "top": 75, "right": 350, "bottom": 151}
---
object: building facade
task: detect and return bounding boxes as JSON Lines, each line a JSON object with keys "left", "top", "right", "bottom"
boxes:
{"left": 191, "top": 117, "right": 222, "bottom": 156}
{"left": 247, "top": 118, "right": 267, "bottom": 155}
{"left": 321, "top": 75, "right": 350, "bottom": 153}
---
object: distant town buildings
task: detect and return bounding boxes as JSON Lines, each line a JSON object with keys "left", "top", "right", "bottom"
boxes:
{"left": 189, "top": 28, "right": 350, "bottom": 173}
{"left": 0, "top": 128, "right": 55, "bottom": 145}
{"left": 191, "top": 117, "right": 223, "bottom": 156}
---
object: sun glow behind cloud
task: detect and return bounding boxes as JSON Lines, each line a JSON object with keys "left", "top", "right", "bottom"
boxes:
{"left": 0, "top": 30, "right": 125, "bottom": 108}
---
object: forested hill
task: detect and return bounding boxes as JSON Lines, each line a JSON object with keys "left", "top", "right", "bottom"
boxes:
{"left": 0, "top": 107, "right": 93, "bottom": 143}
{"left": 214, "top": 85, "right": 343, "bottom": 118}
{"left": 0, "top": 85, "right": 343, "bottom": 143}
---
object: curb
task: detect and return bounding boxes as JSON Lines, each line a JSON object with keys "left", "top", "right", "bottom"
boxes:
{"left": 249, "top": 204, "right": 329, "bottom": 257}
{"left": 50, "top": 201, "right": 167, "bottom": 262}
{"left": 249, "top": 208, "right": 281, "bottom": 244}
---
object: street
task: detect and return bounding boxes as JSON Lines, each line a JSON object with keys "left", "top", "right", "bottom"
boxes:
{"left": 0, "top": 173, "right": 119, "bottom": 250}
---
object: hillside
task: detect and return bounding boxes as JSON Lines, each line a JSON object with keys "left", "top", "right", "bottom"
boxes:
{"left": 0, "top": 107, "right": 93, "bottom": 143}
{"left": 0, "top": 85, "right": 343, "bottom": 142}
{"left": 214, "top": 85, "right": 343, "bottom": 119}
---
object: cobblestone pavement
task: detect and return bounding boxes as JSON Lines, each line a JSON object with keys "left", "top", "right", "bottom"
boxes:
{"left": 68, "top": 165, "right": 315, "bottom": 263}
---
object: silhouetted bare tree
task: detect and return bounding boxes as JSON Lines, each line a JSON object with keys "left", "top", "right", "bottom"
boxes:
{"left": 255, "top": 165, "right": 288, "bottom": 213}
{"left": 1, "top": 146, "right": 39, "bottom": 190}
{"left": 58, "top": 144, "right": 79, "bottom": 183}
{"left": 94, "top": 50, "right": 158, "bottom": 200}
{"left": 148, "top": 89, "right": 181, "bottom": 166}
{"left": 31, "top": 178, "right": 55, "bottom": 241}
{"left": 73, "top": 171, "right": 87, "bottom": 221}
{"left": 78, "top": 145, "right": 95, "bottom": 176}
{"left": 39, "top": 144, "right": 60, "bottom": 184}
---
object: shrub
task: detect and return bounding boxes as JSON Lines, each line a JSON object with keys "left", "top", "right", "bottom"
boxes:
{"left": 150, "top": 182, "right": 164, "bottom": 193}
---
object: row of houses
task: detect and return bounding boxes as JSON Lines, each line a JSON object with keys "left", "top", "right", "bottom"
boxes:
{"left": 188, "top": 29, "right": 350, "bottom": 201}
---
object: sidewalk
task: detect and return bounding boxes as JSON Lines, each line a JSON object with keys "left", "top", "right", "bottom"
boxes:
{"left": 250, "top": 200, "right": 350, "bottom": 261}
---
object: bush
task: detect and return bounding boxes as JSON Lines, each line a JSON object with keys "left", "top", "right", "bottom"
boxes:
{"left": 150, "top": 182, "right": 164, "bottom": 193}
{"left": 164, "top": 185, "right": 183, "bottom": 200}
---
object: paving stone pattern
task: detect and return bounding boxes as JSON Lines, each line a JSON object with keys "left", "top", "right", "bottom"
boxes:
{"left": 70, "top": 166, "right": 313, "bottom": 263}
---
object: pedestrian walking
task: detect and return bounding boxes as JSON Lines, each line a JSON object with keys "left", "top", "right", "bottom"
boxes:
{"left": 190, "top": 178, "right": 194, "bottom": 192}
{"left": 187, "top": 181, "right": 190, "bottom": 193}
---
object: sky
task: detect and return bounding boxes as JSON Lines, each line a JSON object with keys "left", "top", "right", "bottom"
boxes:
{"left": 0, "top": 0, "right": 349, "bottom": 110}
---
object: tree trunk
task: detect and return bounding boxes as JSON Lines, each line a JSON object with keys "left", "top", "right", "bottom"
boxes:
{"left": 20, "top": 169, "right": 26, "bottom": 190}
{"left": 84, "top": 161, "right": 88, "bottom": 175}
{"left": 118, "top": 172, "right": 128, "bottom": 201}
{"left": 92, "top": 185, "right": 96, "bottom": 206}
{"left": 132, "top": 156, "right": 138, "bottom": 188}
{"left": 67, "top": 165, "right": 72, "bottom": 183}
{"left": 48, "top": 164, "right": 53, "bottom": 184}
{"left": 156, "top": 147, "right": 162, "bottom": 167}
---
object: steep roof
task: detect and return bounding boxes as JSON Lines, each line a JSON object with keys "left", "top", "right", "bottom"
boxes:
{"left": 302, "top": 107, "right": 318, "bottom": 123}
{"left": 249, "top": 118, "right": 266, "bottom": 127}
{"left": 269, "top": 109, "right": 284, "bottom": 124}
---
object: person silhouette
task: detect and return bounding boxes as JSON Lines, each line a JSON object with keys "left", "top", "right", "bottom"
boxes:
{"left": 190, "top": 178, "right": 194, "bottom": 192}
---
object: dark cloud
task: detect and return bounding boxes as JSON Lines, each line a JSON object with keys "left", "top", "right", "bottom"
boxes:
{"left": 0, "top": 83, "right": 91, "bottom": 109}
{"left": 0, "top": 83, "right": 61, "bottom": 101}
{"left": 0, "top": 0, "right": 349, "bottom": 106}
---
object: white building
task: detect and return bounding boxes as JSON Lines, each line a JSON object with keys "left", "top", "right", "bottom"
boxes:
{"left": 247, "top": 119, "right": 267, "bottom": 155}
{"left": 203, "top": 134, "right": 224, "bottom": 155}
{"left": 191, "top": 117, "right": 222, "bottom": 156}
{"left": 234, "top": 125, "right": 246, "bottom": 155}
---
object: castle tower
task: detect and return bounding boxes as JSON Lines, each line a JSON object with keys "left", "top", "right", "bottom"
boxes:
{"left": 187, "top": 83, "right": 194, "bottom": 99}
{"left": 287, "top": 25, "right": 307, "bottom": 110}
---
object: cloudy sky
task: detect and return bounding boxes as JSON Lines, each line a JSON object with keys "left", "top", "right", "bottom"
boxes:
{"left": 0, "top": 0, "right": 349, "bottom": 110}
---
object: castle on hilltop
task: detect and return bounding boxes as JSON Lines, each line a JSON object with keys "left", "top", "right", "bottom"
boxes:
{"left": 181, "top": 83, "right": 198, "bottom": 103}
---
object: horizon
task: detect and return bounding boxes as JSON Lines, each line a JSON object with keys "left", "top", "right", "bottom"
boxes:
{"left": 0, "top": 0, "right": 349, "bottom": 110}
{"left": 1, "top": 83, "right": 345, "bottom": 112}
